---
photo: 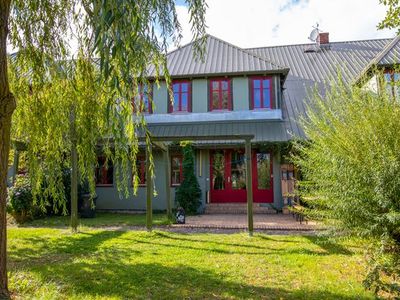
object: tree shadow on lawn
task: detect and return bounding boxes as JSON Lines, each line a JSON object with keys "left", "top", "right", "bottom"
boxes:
{"left": 30, "top": 261, "right": 370, "bottom": 300}
{"left": 8, "top": 230, "right": 129, "bottom": 267}
{"left": 127, "top": 235, "right": 352, "bottom": 257}
{"left": 304, "top": 236, "right": 354, "bottom": 255}
{"left": 8, "top": 230, "right": 369, "bottom": 299}
{"left": 153, "top": 231, "right": 302, "bottom": 250}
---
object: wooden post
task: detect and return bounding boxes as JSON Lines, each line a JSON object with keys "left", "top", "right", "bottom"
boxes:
{"left": 146, "top": 143, "right": 153, "bottom": 231}
{"left": 245, "top": 139, "right": 253, "bottom": 236}
{"left": 164, "top": 146, "right": 172, "bottom": 220}
{"left": 70, "top": 108, "right": 78, "bottom": 233}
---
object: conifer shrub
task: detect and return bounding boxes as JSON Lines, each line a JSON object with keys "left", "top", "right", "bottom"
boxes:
{"left": 175, "top": 143, "right": 201, "bottom": 214}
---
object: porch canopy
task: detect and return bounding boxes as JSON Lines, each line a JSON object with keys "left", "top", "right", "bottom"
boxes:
{"left": 143, "top": 131, "right": 256, "bottom": 235}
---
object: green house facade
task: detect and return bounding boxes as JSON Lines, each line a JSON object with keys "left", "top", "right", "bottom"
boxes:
{"left": 94, "top": 33, "right": 400, "bottom": 212}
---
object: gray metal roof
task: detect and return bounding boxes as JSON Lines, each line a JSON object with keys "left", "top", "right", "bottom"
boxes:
{"left": 147, "top": 120, "right": 289, "bottom": 144}
{"left": 146, "top": 36, "right": 399, "bottom": 143}
{"left": 148, "top": 34, "right": 289, "bottom": 78}
{"left": 377, "top": 35, "right": 400, "bottom": 66}
{"left": 246, "top": 37, "right": 398, "bottom": 138}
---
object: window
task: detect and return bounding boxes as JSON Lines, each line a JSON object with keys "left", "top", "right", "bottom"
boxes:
{"left": 95, "top": 156, "right": 113, "bottom": 186}
{"left": 170, "top": 81, "right": 191, "bottom": 112}
{"left": 171, "top": 155, "right": 183, "bottom": 185}
{"left": 210, "top": 79, "right": 232, "bottom": 110}
{"left": 134, "top": 156, "right": 146, "bottom": 186}
{"left": 250, "top": 77, "right": 273, "bottom": 109}
{"left": 132, "top": 84, "right": 152, "bottom": 113}
{"left": 384, "top": 70, "right": 400, "bottom": 99}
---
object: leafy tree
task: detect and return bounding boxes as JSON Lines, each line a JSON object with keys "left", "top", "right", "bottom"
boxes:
{"left": 175, "top": 143, "right": 201, "bottom": 214}
{"left": 0, "top": 0, "right": 207, "bottom": 297}
{"left": 378, "top": 0, "right": 400, "bottom": 33}
{"left": 293, "top": 74, "right": 400, "bottom": 297}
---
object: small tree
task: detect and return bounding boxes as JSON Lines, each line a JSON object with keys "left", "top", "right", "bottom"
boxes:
{"left": 293, "top": 74, "right": 400, "bottom": 297}
{"left": 175, "top": 143, "right": 201, "bottom": 214}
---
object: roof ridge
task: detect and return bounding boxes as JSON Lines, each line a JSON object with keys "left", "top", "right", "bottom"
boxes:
{"left": 205, "top": 33, "right": 288, "bottom": 70}
{"left": 245, "top": 37, "right": 395, "bottom": 50}
{"left": 167, "top": 33, "right": 288, "bottom": 71}
{"left": 353, "top": 35, "right": 400, "bottom": 85}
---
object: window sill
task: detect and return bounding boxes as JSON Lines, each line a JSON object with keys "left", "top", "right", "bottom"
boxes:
{"left": 96, "top": 184, "right": 113, "bottom": 187}
{"left": 169, "top": 111, "right": 190, "bottom": 114}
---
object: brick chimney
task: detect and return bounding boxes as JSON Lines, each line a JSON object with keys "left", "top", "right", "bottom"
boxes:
{"left": 318, "top": 32, "right": 329, "bottom": 45}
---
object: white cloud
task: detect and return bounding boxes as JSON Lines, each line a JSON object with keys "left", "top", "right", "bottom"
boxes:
{"left": 175, "top": 0, "right": 396, "bottom": 49}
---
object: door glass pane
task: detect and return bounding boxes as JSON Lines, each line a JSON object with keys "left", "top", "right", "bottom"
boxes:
{"left": 257, "top": 153, "right": 271, "bottom": 189}
{"left": 212, "top": 91, "right": 219, "bottom": 109}
{"left": 182, "top": 82, "right": 188, "bottom": 92}
{"left": 212, "top": 151, "right": 225, "bottom": 190}
{"left": 222, "top": 80, "right": 228, "bottom": 90}
{"left": 212, "top": 81, "right": 219, "bottom": 90}
{"left": 173, "top": 83, "right": 179, "bottom": 93}
{"left": 222, "top": 90, "right": 229, "bottom": 109}
{"left": 231, "top": 150, "right": 246, "bottom": 190}
{"left": 253, "top": 79, "right": 261, "bottom": 88}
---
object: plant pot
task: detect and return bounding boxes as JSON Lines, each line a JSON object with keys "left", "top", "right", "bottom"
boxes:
{"left": 79, "top": 193, "right": 97, "bottom": 218}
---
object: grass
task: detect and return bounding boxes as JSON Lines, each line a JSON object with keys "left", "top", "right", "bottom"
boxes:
{"left": 7, "top": 227, "right": 375, "bottom": 299}
{"left": 19, "top": 212, "right": 171, "bottom": 228}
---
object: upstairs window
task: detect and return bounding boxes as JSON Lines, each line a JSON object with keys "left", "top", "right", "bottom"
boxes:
{"left": 134, "top": 156, "right": 146, "bottom": 186}
{"left": 250, "top": 77, "right": 273, "bottom": 109}
{"left": 132, "top": 84, "right": 152, "bottom": 114}
{"left": 171, "top": 155, "right": 183, "bottom": 186}
{"left": 170, "top": 81, "right": 191, "bottom": 112}
{"left": 96, "top": 156, "right": 113, "bottom": 186}
{"left": 384, "top": 70, "right": 400, "bottom": 99}
{"left": 210, "top": 79, "right": 232, "bottom": 110}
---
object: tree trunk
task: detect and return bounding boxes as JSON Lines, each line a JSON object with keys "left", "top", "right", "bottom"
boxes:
{"left": 70, "top": 108, "right": 78, "bottom": 233}
{"left": 0, "top": 0, "right": 15, "bottom": 297}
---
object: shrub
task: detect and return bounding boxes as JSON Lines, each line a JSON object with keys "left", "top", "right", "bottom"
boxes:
{"left": 7, "top": 175, "right": 42, "bottom": 223}
{"left": 293, "top": 75, "right": 400, "bottom": 296}
{"left": 175, "top": 143, "right": 201, "bottom": 214}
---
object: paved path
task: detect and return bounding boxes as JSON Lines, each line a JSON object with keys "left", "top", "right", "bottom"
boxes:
{"left": 178, "top": 214, "right": 317, "bottom": 231}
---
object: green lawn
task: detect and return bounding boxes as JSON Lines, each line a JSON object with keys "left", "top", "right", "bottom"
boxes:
{"left": 21, "top": 212, "right": 171, "bottom": 228}
{"left": 8, "top": 227, "right": 374, "bottom": 299}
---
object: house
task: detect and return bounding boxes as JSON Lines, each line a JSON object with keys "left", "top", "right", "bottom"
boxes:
{"left": 95, "top": 33, "right": 400, "bottom": 213}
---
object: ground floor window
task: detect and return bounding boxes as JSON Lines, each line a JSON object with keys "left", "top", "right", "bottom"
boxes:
{"left": 134, "top": 156, "right": 146, "bottom": 186}
{"left": 171, "top": 155, "right": 183, "bottom": 186}
{"left": 96, "top": 156, "right": 113, "bottom": 186}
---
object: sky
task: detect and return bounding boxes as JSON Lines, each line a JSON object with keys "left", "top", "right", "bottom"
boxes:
{"left": 174, "top": 0, "right": 396, "bottom": 49}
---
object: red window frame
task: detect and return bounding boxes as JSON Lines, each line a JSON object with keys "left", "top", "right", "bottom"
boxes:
{"left": 96, "top": 156, "right": 113, "bottom": 187}
{"left": 171, "top": 155, "right": 183, "bottom": 186}
{"left": 209, "top": 78, "right": 232, "bottom": 111}
{"left": 169, "top": 80, "right": 191, "bottom": 113}
{"left": 132, "top": 84, "right": 152, "bottom": 114}
{"left": 134, "top": 156, "right": 146, "bottom": 186}
{"left": 250, "top": 76, "right": 273, "bottom": 109}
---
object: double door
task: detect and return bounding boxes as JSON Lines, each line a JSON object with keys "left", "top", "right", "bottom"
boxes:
{"left": 210, "top": 149, "right": 273, "bottom": 203}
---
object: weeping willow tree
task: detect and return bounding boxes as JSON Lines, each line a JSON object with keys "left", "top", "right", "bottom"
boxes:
{"left": 293, "top": 72, "right": 400, "bottom": 297}
{"left": 0, "top": 0, "right": 207, "bottom": 297}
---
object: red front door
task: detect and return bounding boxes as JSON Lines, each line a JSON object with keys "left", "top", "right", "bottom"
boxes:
{"left": 210, "top": 149, "right": 273, "bottom": 203}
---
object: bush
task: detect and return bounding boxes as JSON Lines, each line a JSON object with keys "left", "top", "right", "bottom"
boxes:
{"left": 293, "top": 75, "right": 400, "bottom": 296}
{"left": 7, "top": 175, "right": 42, "bottom": 223}
{"left": 175, "top": 143, "right": 201, "bottom": 214}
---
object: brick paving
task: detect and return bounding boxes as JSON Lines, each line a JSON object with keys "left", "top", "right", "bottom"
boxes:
{"left": 174, "top": 214, "right": 318, "bottom": 231}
